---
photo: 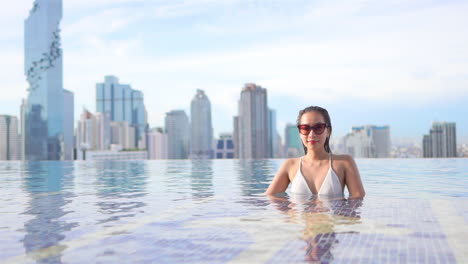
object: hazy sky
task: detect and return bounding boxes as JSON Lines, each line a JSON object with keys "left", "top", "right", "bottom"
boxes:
{"left": 1, "top": 0, "right": 467, "bottom": 145}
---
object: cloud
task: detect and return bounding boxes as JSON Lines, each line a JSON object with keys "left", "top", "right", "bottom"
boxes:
{"left": 2, "top": 0, "right": 468, "bottom": 138}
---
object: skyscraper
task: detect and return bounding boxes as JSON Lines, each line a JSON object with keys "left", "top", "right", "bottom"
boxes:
{"left": 268, "top": 109, "right": 281, "bottom": 158}
{"left": 24, "top": 0, "right": 72, "bottom": 160}
{"left": 0, "top": 115, "right": 19, "bottom": 160}
{"left": 190, "top": 89, "right": 213, "bottom": 159}
{"left": 369, "top": 126, "right": 391, "bottom": 158}
{"left": 423, "top": 122, "right": 457, "bottom": 158}
{"left": 165, "top": 110, "right": 189, "bottom": 159}
{"left": 233, "top": 116, "right": 239, "bottom": 158}
{"left": 63, "top": 89, "right": 74, "bottom": 160}
{"left": 20, "top": 99, "right": 27, "bottom": 160}
{"left": 284, "top": 124, "right": 304, "bottom": 158}
{"left": 96, "top": 76, "right": 148, "bottom": 149}
{"left": 234, "top": 83, "right": 269, "bottom": 159}
{"left": 95, "top": 112, "right": 111, "bottom": 151}
{"left": 343, "top": 125, "right": 391, "bottom": 158}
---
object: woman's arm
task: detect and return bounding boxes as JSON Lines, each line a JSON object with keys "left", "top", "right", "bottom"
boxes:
{"left": 265, "top": 159, "right": 293, "bottom": 195}
{"left": 343, "top": 155, "right": 365, "bottom": 198}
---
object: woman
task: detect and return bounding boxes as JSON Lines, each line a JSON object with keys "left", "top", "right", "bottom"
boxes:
{"left": 265, "top": 106, "right": 365, "bottom": 198}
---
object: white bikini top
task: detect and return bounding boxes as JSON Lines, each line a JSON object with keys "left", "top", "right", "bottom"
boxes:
{"left": 290, "top": 154, "right": 344, "bottom": 198}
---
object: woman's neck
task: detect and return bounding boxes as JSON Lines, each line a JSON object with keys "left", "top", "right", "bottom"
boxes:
{"left": 304, "top": 149, "right": 329, "bottom": 161}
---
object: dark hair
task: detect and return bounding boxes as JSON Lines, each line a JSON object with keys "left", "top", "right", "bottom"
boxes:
{"left": 296, "top": 106, "right": 332, "bottom": 154}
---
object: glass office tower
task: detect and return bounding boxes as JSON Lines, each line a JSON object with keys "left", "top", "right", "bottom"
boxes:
{"left": 96, "top": 76, "right": 147, "bottom": 149}
{"left": 24, "top": 0, "right": 65, "bottom": 160}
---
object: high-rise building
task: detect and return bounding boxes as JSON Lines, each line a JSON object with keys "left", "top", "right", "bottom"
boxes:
{"left": 0, "top": 115, "right": 19, "bottom": 160}
{"left": 423, "top": 135, "right": 432, "bottom": 158}
{"left": 233, "top": 116, "right": 239, "bottom": 158}
{"left": 343, "top": 125, "right": 391, "bottom": 158}
{"left": 234, "top": 83, "right": 269, "bottom": 159}
{"left": 20, "top": 99, "right": 27, "bottom": 160}
{"left": 76, "top": 110, "right": 98, "bottom": 153}
{"left": 147, "top": 127, "right": 168, "bottom": 159}
{"left": 423, "top": 122, "right": 457, "bottom": 158}
{"left": 63, "top": 89, "right": 74, "bottom": 160}
{"left": 369, "top": 126, "right": 391, "bottom": 158}
{"left": 96, "top": 76, "right": 147, "bottom": 149}
{"left": 274, "top": 133, "right": 283, "bottom": 158}
{"left": 95, "top": 112, "right": 111, "bottom": 151}
{"left": 190, "top": 90, "right": 213, "bottom": 159}
{"left": 284, "top": 124, "right": 304, "bottom": 158}
{"left": 75, "top": 109, "right": 113, "bottom": 159}
{"left": 215, "top": 133, "right": 235, "bottom": 159}
{"left": 24, "top": 0, "right": 72, "bottom": 160}
{"left": 267, "top": 109, "right": 283, "bottom": 158}
{"left": 165, "top": 110, "right": 189, "bottom": 159}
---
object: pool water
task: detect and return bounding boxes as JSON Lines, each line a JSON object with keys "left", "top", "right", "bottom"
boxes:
{"left": 0, "top": 159, "right": 467, "bottom": 263}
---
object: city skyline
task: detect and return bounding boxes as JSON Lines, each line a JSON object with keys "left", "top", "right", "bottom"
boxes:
{"left": 1, "top": 0, "right": 467, "bottom": 145}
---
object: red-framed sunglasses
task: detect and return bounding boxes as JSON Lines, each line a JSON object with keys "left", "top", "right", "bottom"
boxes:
{"left": 297, "top": 123, "right": 329, "bottom": 135}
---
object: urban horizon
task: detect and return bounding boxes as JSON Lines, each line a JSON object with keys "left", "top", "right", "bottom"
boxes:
{"left": 3, "top": 73, "right": 468, "bottom": 147}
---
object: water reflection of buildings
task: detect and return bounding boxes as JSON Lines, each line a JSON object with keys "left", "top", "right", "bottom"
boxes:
{"left": 190, "top": 159, "right": 214, "bottom": 199}
{"left": 235, "top": 159, "right": 276, "bottom": 197}
{"left": 94, "top": 161, "right": 148, "bottom": 224}
{"left": 21, "top": 161, "right": 77, "bottom": 263}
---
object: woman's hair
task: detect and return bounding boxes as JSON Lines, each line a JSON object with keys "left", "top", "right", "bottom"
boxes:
{"left": 296, "top": 106, "right": 332, "bottom": 154}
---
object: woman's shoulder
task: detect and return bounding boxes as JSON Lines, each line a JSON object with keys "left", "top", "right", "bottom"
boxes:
{"left": 282, "top": 157, "right": 301, "bottom": 169}
{"left": 331, "top": 154, "right": 355, "bottom": 167}
{"left": 331, "top": 154, "right": 353, "bottom": 161}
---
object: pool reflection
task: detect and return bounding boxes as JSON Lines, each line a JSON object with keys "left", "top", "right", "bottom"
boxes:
{"left": 21, "top": 161, "right": 77, "bottom": 264}
{"left": 190, "top": 159, "right": 214, "bottom": 199}
{"left": 269, "top": 194, "right": 363, "bottom": 262}
{"left": 93, "top": 161, "right": 148, "bottom": 225}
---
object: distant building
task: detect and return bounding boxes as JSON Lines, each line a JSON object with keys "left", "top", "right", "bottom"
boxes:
{"left": 63, "top": 89, "right": 74, "bottom": 160}
{"left": 190, "top": 90, "right": 214, "bottom": 159}
{"left": 95, "top": 112, "right": 111, "bottom": 151}
{"left": 0, "top": 115, "right": 19, "bottom": 160}
{"left": 96, "top": 76, "right": 148, "bottom": 149}
{"left": 423, "top": 122, "right": 457, "bottom": 158}
{"left": 422, "top": 135, "right": 432, "bottom": 158}
{"left": 20, "top": 99, "right": 27, "bottom": 160}
{"left": 274, "top": 133, "right": 283, "bottom": 159}
{"left": 216, "top": 133, "right": 235, "bottom": 159}
{"left": 234, "top": 83, "right": 269, "bottom": 159}
{"left": 284, "top": 123, "right": 304, "bottom": 158}
{"left": 24, "top": 0, "right": 73, "bottom": 160}
{"left": 233, "top": 116, "right": 239, "bottom": 158}
{"left": 110, "top": 121, "right": 136, "bottom": 150}
{"left": 76, "top": 110, "right": 98, "bottom": 152}
{"left": 343, "top": 125, "right": 391, "bottom": 158}
{"left": 165, "top": 110, "right": 189, "bottom": 159}
{"left": 268, "top": 109, "right": 282, "bottom": 158}
{"left": 76, "top": 109, "right": 114, "bottom": 157}
{"left": 82, "top": 150, "right": 147, "bottom": 161}
{"left": 147, "top": 127, "right": 168, "bottom": 159}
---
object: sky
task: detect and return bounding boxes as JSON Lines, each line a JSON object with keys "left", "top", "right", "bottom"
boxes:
{"left": 1, "top": 0, "right": 467, "bottom": 145}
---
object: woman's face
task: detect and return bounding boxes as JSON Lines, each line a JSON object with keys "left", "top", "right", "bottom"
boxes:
{"left": 298, "top": 111, "right": 330, "bottom": 150}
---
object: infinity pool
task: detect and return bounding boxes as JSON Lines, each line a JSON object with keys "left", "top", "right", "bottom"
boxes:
{"left": 0, "top": 159, "right": 467, "bottom": 263}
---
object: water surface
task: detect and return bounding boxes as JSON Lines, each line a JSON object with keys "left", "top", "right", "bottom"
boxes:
{"left": 0, "top": 159, "right": 467, "bottom": 263}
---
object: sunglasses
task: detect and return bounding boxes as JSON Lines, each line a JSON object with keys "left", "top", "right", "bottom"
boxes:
{"left": 297, "top": 123, "right": 329, "bottom": 135}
